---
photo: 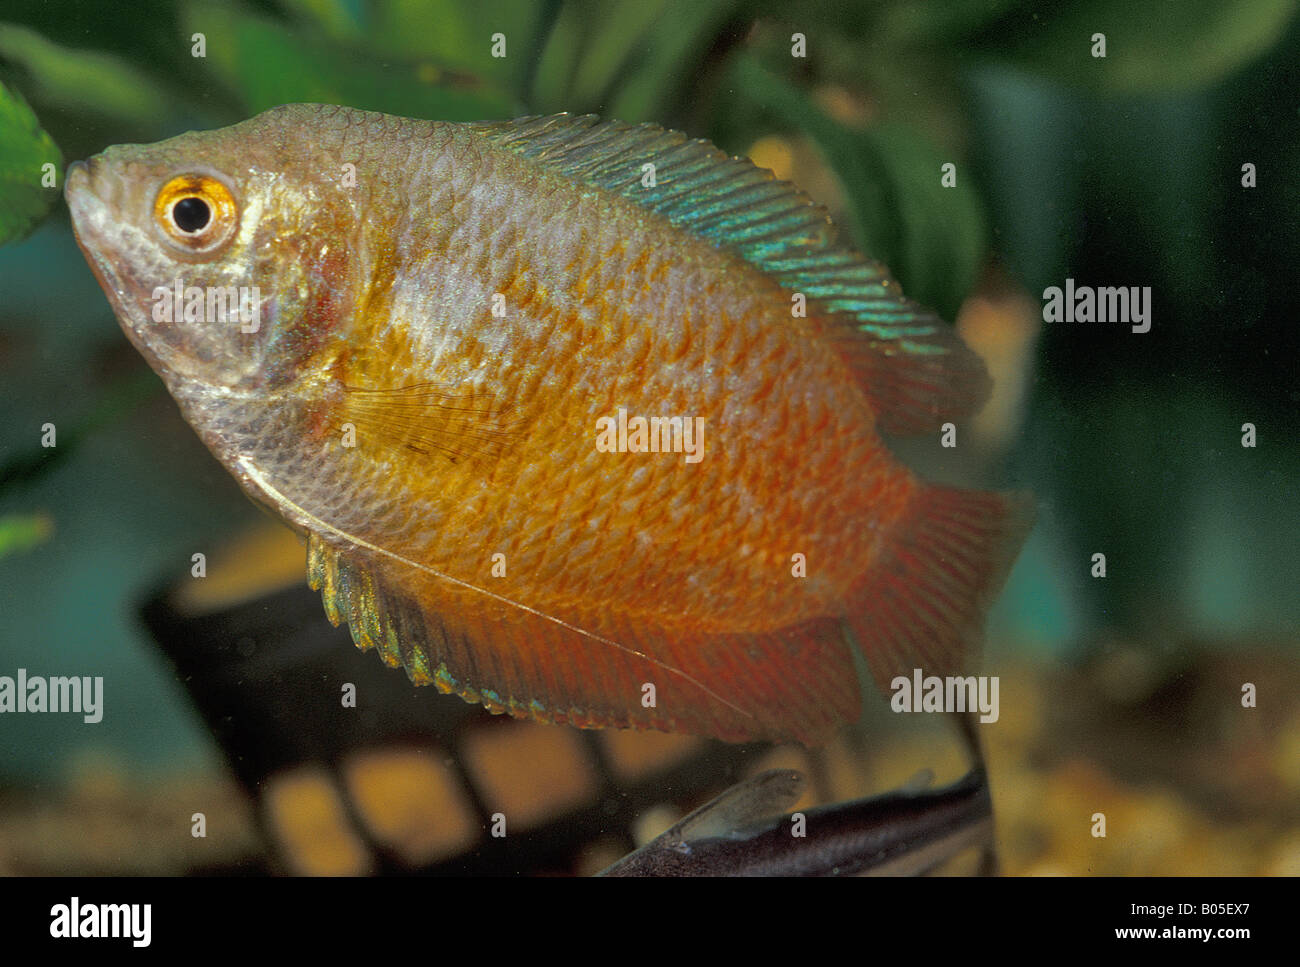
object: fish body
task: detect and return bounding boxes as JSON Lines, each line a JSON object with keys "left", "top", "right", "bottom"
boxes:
{"left": 66, "top": 104, "right": 1032, "bottom": 744}
{"left": 600, "top": 768, "right": 994, "bottom": 877}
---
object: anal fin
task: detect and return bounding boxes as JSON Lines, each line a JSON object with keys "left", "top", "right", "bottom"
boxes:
{"left": 307, "top": 535, "right": 861, "bottom": 745}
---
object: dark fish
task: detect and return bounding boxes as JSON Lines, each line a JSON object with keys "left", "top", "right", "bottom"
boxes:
{"left": 600, "top": 766, "right": 994, "bottom": 876}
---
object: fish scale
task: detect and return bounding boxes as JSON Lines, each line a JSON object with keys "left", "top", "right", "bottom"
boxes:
{"left": 66, "top": 103, "right": 1032, "bottom": 744}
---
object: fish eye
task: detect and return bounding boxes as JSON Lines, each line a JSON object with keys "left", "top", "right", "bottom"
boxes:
{"left": 154, "top": 174, "right": 238, "bottom": 253}
{"left": 172, "top": 196, "right": 210, "bottom": 232}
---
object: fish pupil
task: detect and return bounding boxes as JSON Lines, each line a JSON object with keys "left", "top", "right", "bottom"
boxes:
{"left": 172, "top": 196, "right": 211, "bottom": 233}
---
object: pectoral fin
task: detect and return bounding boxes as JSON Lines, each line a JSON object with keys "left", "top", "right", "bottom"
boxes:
{"left": 327, "top": 381, "right": 521, "bottom": 464}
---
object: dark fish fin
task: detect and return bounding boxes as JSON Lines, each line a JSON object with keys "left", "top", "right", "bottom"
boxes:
{"left": 845, "top": 484, "right": 1035, "bottom": 689}
{"left": 675, "top": 769, "right": 805, "bottom": 842}
{"left": 603, "top": 768, "right": 804, "bottom": 875}
{"left": 473, "top": 113, "right": 989, "bottom": 434}
{"left": 307, "top": 535, "right": 860, "bottom": 744}
{"left": 327, "top": 381, "right": 520, "bottom": 464}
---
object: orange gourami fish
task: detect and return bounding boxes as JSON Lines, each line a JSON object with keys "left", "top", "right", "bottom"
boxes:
{"left": 65, "top": 104, "right": 1033, "bottom": 745}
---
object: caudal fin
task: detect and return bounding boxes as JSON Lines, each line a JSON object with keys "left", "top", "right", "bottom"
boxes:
{"left": 845, "top": 482, "right": 1035, "bottom": 690}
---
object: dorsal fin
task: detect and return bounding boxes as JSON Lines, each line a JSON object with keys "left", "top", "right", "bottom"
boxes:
{"left": 471, "top": 114, "right": 989, "bottom": 435}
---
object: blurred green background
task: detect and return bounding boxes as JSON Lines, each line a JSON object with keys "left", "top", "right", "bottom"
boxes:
{"left": 0, "top": 0, "right": 1297, "bottom": 874}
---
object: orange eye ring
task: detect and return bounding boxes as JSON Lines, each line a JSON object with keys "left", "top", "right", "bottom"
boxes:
{"left": 154, "top": 174, "right": 239, "bottom": 253}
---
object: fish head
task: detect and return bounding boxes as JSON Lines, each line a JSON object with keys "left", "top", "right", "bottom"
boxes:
{"left": 65, "top": 108, "right": 362, "bottom": 395}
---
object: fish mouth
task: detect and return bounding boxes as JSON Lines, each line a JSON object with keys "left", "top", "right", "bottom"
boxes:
{"left": 66, "top": 160, "right": 129, "bottom": 311}
{"left": 65, "top": 158, "right": 170, "bottom": 374}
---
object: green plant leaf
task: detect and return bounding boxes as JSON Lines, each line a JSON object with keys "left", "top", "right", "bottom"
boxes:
{"left": 746, "top": 0, "right": 1030, "bottom": 45}
{"left": 571, "top": 0, "right": 671, "bottom": 107}
{"left": 607, "top": 0, "right": 739, "bottom": 122}
{"left": 366, "top": 0, "right": 477, "bottom": 61}
{"left": 0, "top": 368, "right": 160, "bottom": 495}
{"left": 728, "top": 54, "right": 987, "bottom": 322}
{"left": 963, "top": 63, "right": 1084, "bottom": 296}
{"left": 365, "top": 0, "right": 549, "bottom": 96}
{"left": 277, "top": 0, "right": 361, "bottom": 40}
{"left": 858, "top": 123, "right": 988, "bottom": 323}
{"left": 0, "top": 512, "right": 53, "bottom": 561}
{"left": 533, "top": 0, "right": 735, "bottom": 117}
{"left": 871, "top": 0, "right": 1030, "bottom": 45}
{"left": 0, "top": 22, "right": 170, "bottom": 124}
{"left": 182, "top": 1, "right": 518, "bottom": 120}
{"left": 976, "top": 0, "right": 1298, "bottom": 92}
{"left": 0, "top": 80, "right": 61, "bottom": 246}
{"left": 531, "top": 2, "right": 584, "bottom": 111}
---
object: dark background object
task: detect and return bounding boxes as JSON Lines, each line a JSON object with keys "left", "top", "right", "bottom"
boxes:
{"left": 140, "top": 578, "right": 759, "bottom": 875}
